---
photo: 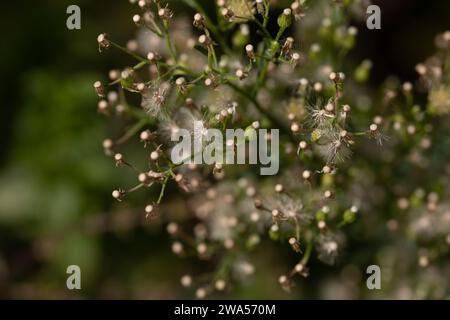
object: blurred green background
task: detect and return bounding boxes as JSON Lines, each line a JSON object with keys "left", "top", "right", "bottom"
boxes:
{"left": 0, "top": 0, "right": 449, "bottom": 299}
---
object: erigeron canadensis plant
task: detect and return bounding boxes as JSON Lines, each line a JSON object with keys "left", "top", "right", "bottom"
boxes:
{"left": 95, "top": 0, "right": 450, "bottom": 298}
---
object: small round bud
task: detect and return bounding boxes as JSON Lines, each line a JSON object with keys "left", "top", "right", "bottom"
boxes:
{"left": 167, "top": 222, "right": 178, "bottom": 235}
{"left": 322, "top": 165, "right": 332, "bottom": 174}
{"left": 94, "top": 81, "right": 105, "bottom": 97}
{"left": 325, "top": 103, "right": 334, "bottom": 113}
{"left": 302, "top": 170, "right": 311, "bottom": 180}
{"left": 147, "top": 51, "right": 160, "bottom": 62}
{"left": 145, "top": 204, "right": 154, "bottom": 214}
{"left": 373, "top": 116, "right": 383, "bottom": 125}
{"left": 275, "top": 184, "right": 284, "bottom": 193}
{"left": 215, "top": 279, "right": 226, "bottom": 291}
{"left": 98, "top": 100, "right": 109, "bottom": 113}
{"left": 298, "top": 141, "right": 308, "bottom": 150}
{"left": 397, "top": 198, "right": 409, "bottom": 210}
{"left": 171, "top": 241, "right": 183, "bottom": 255}
{"left": 418, "top": 255, "right": 429, "bottom": 268}
{"left": 196, "top": 287, "right": 207, "bottom": 299}
{"left": 97, "top": 33, "right": 110, "bottom": 50}
{"left": 271, "top": 209, "right": 280, "bottom": 218}
{"left": 197, "top": 243, "right": 207, "bottom": 255}
{"left": 102, "top": 139, "right": 113, "bottom": 153}
{"left": 132, "top": 14, "right": 141, "bottom": 25}
{"left": 278, "top": 8, "right": 293, "bottom": 29}
{"left": 318, "top": 220, "right": 326, "bottom": 229}
{"left": 138, "top": 173, "right": 149, "bottom": 184}
{"left": 224, "top": 238, "right": 234, "bottom": 249}
{"left": 402, "top": 82, "right": 413, "bottom": 92}
{"left": 140, "top": 130, "right": 153, "bottom": 142}
{"left": 112, "top": 189, "right": 122, "bottom": 200}
{"left": 250, "top": 211, "right": 260, "bottom": 222}
{"left": 313, "top": 82, "right": 323, "bottom": 92}
{"left": 150, "top": 150, "right": 160, "bottom": 161}
{"left": 369, "top": 124, "right": 378, "bottom": 132}
{"left": 245, "top": 44, "right": 255, "bottom": 60}
{"left": 278, "top": 275, "right": 288, "bottom": 285}
{"left": 415, "top": 63, "right": 427, "bottom": 75}
{"left": 180, "top": 275, "right": 192, "bottom": 287}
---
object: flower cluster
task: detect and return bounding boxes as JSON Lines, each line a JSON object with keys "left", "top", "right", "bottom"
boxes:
{"left": 94, "top": 0, "right": 450, "bottom": 298}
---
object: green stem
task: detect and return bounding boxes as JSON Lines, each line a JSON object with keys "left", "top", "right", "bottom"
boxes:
{"left": 111, "top": 41, "right": 147, "bottom": 63}
{"left": 157, "top": 176, "right": 170, "bottom": 204}
{"left": 300, "top": 240, "right": 313, "bottom": 265}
